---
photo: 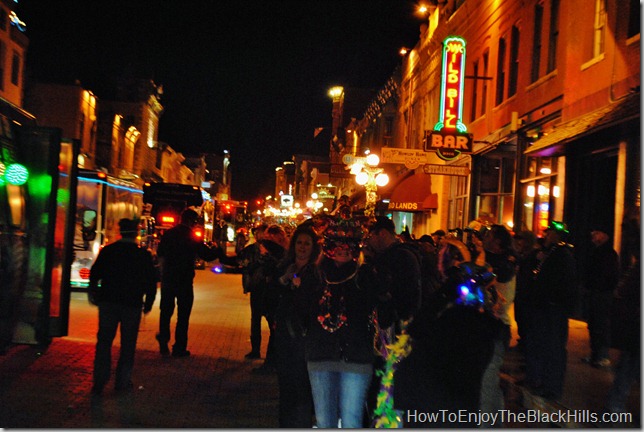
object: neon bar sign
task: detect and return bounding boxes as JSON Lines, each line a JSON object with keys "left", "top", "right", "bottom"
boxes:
{"left": 425, "top": 36, "right": 473, "bottom": 161}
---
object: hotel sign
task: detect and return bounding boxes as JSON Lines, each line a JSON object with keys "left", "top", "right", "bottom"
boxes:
{"left": 428, "top": 36, "right": 473, "bottom": 161}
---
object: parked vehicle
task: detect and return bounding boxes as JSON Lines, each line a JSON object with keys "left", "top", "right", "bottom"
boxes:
{"left": 70, "top": 170, "right": 144, "bottom": 289}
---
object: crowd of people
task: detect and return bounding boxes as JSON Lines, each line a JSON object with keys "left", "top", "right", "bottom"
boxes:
{"left": 86, "top": 204, "right": 640, "bottom": 427}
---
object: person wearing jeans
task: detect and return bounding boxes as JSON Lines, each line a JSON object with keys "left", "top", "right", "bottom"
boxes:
{"left": 299, "top": 208, "right": 379, "bottom": 428}
{"left": 307, "top": 368, "right": 372, "bottom": 428}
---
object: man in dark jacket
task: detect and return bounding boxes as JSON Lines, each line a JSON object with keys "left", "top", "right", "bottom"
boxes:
{"left": 524, "top": 221, "right": 578, "bottom": 401}
{"left": 366, "top": 217, "right": 422, "bottom": 330}
{"left": 250, "top": 225, "right": 287, "bottom": 373}
{"left": 89, "top": 218, "right": 157, "bottom": 395}
{"left": 156, "top": 209, "right": 221, "bottom": 357}
{"left": 582, "top": 225, "right": 619, "bottom": 368}
{"left": 238, "top": 223, "right": 268, "bottom": 359}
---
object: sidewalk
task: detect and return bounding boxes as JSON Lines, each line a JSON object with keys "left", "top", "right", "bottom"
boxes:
{"left": 0, "top": 268, "right": 640, "bottom": 428}
{"left": 500, "top": 316, "right": 640, "bottom": 428}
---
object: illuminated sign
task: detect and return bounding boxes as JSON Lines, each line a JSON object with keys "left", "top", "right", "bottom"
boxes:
{"left": 380, "top": 148, "right": 431, "bottom": 169}
{"left": 426, "top": 36, "right": 473, "bottom": 161}
{"left": 388, "top": 202, "right": 418, "bottom": 211}
{"left": 280, "top": 194, "right": 293, "bottom": 208}
{"left": 422, "top": 164, "right": 471, "bottom": 176}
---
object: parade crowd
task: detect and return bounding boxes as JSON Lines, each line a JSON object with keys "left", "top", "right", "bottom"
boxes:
{"left": 87, "top": 203, "right": 640, "bottom": 428}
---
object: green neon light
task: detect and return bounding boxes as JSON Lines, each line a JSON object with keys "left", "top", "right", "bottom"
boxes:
{"left": 5, "top": 163, "right": 29, "bottom": 185}
{"left": 436, "top": 36, "right": 468, "bottom": 133}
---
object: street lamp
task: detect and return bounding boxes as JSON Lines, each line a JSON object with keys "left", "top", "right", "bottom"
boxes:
{"left": 352, "top": 153, "right": 389, "bottom": 218}
{"left": 306, "top": 192, "right": 324, "bottom": 214}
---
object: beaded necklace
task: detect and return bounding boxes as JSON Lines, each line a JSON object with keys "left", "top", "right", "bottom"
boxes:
{"left": 317, "top": 267, "right": 358, "bottom": 333}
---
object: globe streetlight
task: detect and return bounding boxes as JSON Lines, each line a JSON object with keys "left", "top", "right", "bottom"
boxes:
{"left": 352, "top": 154, "right": 389, "bottom": 218}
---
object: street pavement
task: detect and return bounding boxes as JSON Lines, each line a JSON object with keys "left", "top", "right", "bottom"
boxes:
{"left": 0, "top": 265, "right": 640, "bottom": 428}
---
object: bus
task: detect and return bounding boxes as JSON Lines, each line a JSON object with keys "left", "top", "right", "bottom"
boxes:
{"left": 70, "top": 170, "right": 144, "bottom": 289}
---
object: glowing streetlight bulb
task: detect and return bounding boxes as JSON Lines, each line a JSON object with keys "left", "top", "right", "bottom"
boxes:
{"left": 350, "top": 163, "right": 365, "bottom": 175}
{"left": 355, "top": 171, "right": 369, "bottom": 185}
{"left": 328, "top": 86, "right": 344, "bottom": 99}
{"left": 375, "top": 173, "right": 389, "bottom": 187}
{"left": 366, "top": 153, "right": 380, "bottom": 166}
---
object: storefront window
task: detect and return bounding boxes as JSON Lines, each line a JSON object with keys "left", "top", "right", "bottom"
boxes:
{"left": 476, "top": 156, "right": 515, "bottom": 227}
{"left": 447, "top": 163, "right": 470, "bottom": 229}
{"left": 521, "top": 156, "right": 560, "bottom": 234}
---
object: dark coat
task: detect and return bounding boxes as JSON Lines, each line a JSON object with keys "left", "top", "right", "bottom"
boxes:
{"left": 393, "top": 304, "right": 497, "bottom": 428}
{"left": 515, "top": 249, "right": 539, "bottom": 305}
{"left": 157, "top": 223, "right": 221, "bottom": 284}
{"left": 373, "top": 242, "right": 422, "bottom": 328}
{"left": 89, "top": 240, "right": 157, "bottom": 310}
{"left": 302, "top": 258, "right": 378, "bottom": 365}
{"left": 532, "top": 243, "right": 578, "bottom": 314}
{"left": 254, "top": 240, "right": 286, "bottom": 316}
{"left": 239, "top": 242, "right": 262, "bottom": 293}
{"left": 610, "top": 259, "right": 641, "bottom": 352}
{"left": 584, "top": 242, "right": 619, "bottom": 292}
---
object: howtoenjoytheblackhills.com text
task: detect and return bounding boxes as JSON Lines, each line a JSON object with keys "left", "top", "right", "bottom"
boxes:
{"left": 404, "top": 409, "right": 633, "bottom": 427}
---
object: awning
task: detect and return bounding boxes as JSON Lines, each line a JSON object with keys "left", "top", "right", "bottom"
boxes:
{"left": 525, "top": 92, "right": 640, "bottom": 157}
{"left": 387, "top": 172, "right": 438, "bottom": 212}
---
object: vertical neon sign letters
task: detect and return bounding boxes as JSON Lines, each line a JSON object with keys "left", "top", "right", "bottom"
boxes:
{"left": 426, "top": 36, "right": 472, "bottom": 161}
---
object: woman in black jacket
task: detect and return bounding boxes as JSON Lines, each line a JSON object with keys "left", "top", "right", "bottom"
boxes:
{"left": 274, "top": 224, "right": 321, "bottom": 427}
{"left": 300, "top": 209, "right": 377, "bottom": 428}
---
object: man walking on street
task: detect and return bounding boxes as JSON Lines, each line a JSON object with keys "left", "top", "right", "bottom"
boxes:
{"left": 156, "top": 209, "right": 221, "bottom": 357}
{"left": 89, "top": 218, "right": 157, "bottom": 395}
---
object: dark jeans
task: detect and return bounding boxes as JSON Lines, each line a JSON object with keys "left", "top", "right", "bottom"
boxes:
{"left": 525, "top": 304, "right": 569, "bottom": 398}
{"left": 588, "top": 290, "right": 612, "bottom": 361}
{"left": 480, "top": 324, "right": 511, "bottom": 424}
{"left": 514, "top": 298, "right": 528, "bottom": 348}
{"left": 606, "top": 349, "right": 641, "bottom": 412}
{"left": 249, "top": 290, "right": 276, "bottom": 364}
{"left": 275, "top": 329, "right": 313, "bottom": 427}
{"left": 94, "top": 302, "right": 142, "bottom": 389}
{"left": 158, "top": 280, "right": 194, "bottom": 353}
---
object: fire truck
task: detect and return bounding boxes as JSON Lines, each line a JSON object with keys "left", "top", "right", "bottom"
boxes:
{"left": 142, "top": 182, "right": 213, "bottom": 267}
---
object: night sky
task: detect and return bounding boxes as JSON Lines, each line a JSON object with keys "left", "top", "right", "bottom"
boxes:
{"left": 19, "top": 0, "right": 421, "bottom": 201}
